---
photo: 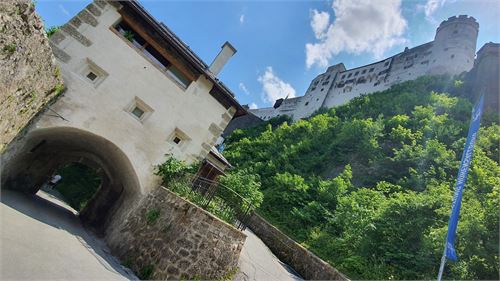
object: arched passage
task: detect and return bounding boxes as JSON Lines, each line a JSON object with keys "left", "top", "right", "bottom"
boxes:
{"left": 1, "top": 126, "right": 141, "bottom": 235}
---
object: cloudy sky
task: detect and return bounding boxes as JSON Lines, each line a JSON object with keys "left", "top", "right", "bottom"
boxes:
{"left": 37, "top": 0, "right": 500, "bottom": 110}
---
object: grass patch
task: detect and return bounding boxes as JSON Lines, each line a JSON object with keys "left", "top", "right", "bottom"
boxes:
{"left": 146, "top": 209, "right": 161, "bottom": 224}
{"left": 3, "top": 43, "right": 16, "bottom": 55}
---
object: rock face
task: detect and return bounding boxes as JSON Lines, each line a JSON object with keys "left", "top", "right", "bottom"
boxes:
{"left": 109, "top": 187, "right": 246, "bottom": 280}
{"left": 246, "top": 212, "right": 349, "bottom": 281}
{"left": 0, "top": 0, "right": 64, "bottom": 152}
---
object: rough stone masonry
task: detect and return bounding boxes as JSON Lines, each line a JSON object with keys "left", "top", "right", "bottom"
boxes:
{"left": 108, "top": 186, "right": 246, "bottom": 280}
{"left": 0, "top": 0, "right": 64, "bottom": 152}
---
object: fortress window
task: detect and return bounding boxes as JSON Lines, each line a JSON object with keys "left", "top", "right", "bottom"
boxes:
{"left": 326, "top": 75, "right": 331, "bottom": 80}
{"left": 305, "top": 102, "right": 309, "bottom": 106}
{"left": 126, "top": 97, "right": 154, "bottom": 123}
{"left": 322, "top": 81, "right": 329, "bottom": 86}
{"left": 355, "top": 71, "right": 359, "bottom": 76}
{"left": 384, "top": 61, "right": 390, "bottom": 66}
{"left": 362, "top": 69, "right": 367, "bottom": 74}
{"left": 86, "top": 72, "right": 97, "bottom": 81}
{"left": 369, "top": 68, "right": 374, "bottom": 72}
{"left": 169, "top": 128, "right": 191, "bottom": 148}
{"left": 131, "top": 107, "right": 145, "bottom": 119}
{"left": 348, "top": 73, "right": 352, "bottom": 78}
{"left": 311, "top": 87, "right": 316, "bottom": 91}
{"left": 341, "top": 74, "right": 346, "bottom": 79}
{"left": 320, "top": 88, "right": 324, "bottom": 91}
{"left": 173, "top": 136, "right": 181, "bottom": 144}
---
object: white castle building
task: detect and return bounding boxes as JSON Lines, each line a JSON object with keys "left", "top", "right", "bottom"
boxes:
{"left": 250, "top": 15, "right": 479, "bottom": 121}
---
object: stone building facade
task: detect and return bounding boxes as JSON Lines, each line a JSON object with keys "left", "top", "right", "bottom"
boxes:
{"left": 1, "top": 0, "right": 244, "bottom": 237}
{"left": 251, "top": 15, "right": 479, "bottom": 121}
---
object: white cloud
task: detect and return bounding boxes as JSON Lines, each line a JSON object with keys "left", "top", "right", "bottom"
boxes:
{"left": 305, "top": 0, "right": 408, "bottom": 69}
{"left": 258, "top": 67, "right": 296, "bottom": 104}
{"left": 239, "top": 82, "right": 250, "bottom": 95}
{"left": 58, "top": 4, "right": 70, "bottom": 17}
{"left": 240, "top": 14, "right": 245, "bottom": 24}
{"left": 420, "top": 0, "right": 447, "bottom": 23}
{"left": 310, "top": 10, "right": 330, "bottom": 39}
{"left": 249, "top": 102, "right": 258, "bottom": 109}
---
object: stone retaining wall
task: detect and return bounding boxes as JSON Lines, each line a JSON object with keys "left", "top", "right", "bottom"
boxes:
{"left": 0, "top": 0, "right": 64, "bottom": 152}
{"left": 108, "top": 187, "right": 246, "bottom": 280}
{"left": 246, "top": 212, "right": 349, "bottom": 281}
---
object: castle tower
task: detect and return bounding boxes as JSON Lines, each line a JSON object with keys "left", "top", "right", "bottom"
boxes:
{"left": 428, "top": 15, "right": 479, "bottom": 75}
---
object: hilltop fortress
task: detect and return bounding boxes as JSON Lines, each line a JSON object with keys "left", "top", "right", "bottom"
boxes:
{"left": 250, "top": 15, "right": 481, "bottom": 121}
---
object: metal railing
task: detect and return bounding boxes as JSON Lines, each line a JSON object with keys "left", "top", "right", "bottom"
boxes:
{"left": 166, "top": 174, "right": 255, "bottom": 230}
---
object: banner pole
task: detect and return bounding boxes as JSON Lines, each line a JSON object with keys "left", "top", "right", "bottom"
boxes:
{"left": 437, "top": 246, "right": 446, "bottom": 281}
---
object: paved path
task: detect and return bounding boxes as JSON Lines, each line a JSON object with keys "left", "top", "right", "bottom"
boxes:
{"left": 1, "top": 189, "right": 300, "bottom": 281}
{"left": 0, "top": 189, "right": 136, "bottom": 280}
{"left": 235, "top": 228, "right": 302, "bottom": 281}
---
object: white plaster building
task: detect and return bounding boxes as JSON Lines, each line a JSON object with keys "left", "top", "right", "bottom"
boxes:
{"left": 1, "top": 0, "right": 244, "bottom": 235}
{"left": 251, "top": 15, "right": 479, "bottom": 121}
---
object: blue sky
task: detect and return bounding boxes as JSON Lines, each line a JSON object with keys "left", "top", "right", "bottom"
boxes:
{"left": 36, "top": 0, "right": 500, "bottom": 109}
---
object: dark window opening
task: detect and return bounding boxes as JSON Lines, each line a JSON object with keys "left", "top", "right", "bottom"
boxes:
{"left": 369, "top": 68, "right": 374, "bottom": 72}
{"left": 86, "top": 72, "right": 97, "bottom": 81}
{"left": 362, "top": 69, "right": 367, "bottom": 74}
{"left": 450, "top": 54, "right": 455, "bottom": 59}
{"left": 354, "top": 71, "right": 359, "bottom": 76}
{"left": 305, "top": 102, "right": 309, "bottom": 106}
{"left": 131, "top": 106, "right": 145, "bottom": 119}
{"left": 341, "top": 74, "right": 346, "bottom": 79}
{"left": 348, "top": 73, "right": 352, "bottom": 78}
{"left": 173, "top": 137, "right": 181, "bottom": 144}
{"left": 384, "top": 61, "right": 390, "bottom": 66}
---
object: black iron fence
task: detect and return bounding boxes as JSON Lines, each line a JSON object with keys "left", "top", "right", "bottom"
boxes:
{"left": 166, "top": 174, "right": 254, "bottom": 230}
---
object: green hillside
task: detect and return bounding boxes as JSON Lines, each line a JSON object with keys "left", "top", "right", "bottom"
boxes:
{"left": 223, "top": 76, "right": 499, "bottom": 280}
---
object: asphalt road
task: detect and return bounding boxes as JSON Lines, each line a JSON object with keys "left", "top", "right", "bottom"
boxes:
{"left": 0, "top": 189, "right": 136, "bottom": 280}
{"left": 235, "top": 228, "right": 303, "bottom": 281}
{"left": 0, "top": 189, "right": 301, "bottom": 281}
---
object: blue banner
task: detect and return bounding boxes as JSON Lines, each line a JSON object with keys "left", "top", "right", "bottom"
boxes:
{"left": 445, "top": 95, "right": 484, "bottom": 261}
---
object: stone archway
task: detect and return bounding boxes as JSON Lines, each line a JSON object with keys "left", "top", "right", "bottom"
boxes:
{"left": 1, "top": 126, "right": 141, "bottom": 236}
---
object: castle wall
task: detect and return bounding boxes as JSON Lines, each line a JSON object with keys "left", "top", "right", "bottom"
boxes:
{"left": 250, "top": 15, "right": 479, "bottom": 121}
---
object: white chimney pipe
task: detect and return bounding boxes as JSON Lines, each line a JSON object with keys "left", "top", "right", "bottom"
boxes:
{"left": 209, "top": 41, "right": 237, "bottom": 76}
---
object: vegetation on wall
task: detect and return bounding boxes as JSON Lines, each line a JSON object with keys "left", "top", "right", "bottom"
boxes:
{"left": 223, "top": 76, "right": 499, "bottom": 280}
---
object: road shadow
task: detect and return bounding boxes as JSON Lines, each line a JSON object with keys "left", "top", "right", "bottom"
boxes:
{"left": 0, "top": 189, "right": 137, "bottom": 280}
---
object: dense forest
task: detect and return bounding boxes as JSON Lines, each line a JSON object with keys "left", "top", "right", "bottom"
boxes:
{"left": 223, "top": 76, "right": 499, "bottom": 280}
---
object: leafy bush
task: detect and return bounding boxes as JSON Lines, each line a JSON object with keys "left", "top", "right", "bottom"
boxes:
{"left": 155, "top": 154, "right": 198, "bottom": 184}
{"left": 54, "top": 163, "right": 101, "bottom": 211}
{"left": 45, "top": 25, "right": 61, "bottom": 38}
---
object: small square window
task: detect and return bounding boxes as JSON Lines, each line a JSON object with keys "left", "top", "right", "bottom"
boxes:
{"left": 369, "top": 68, "right": 374, "bottom": 72}
{"left": 86, "top": 72, "right": 97, "bottom": 81}
{"left": 450, "top": 54, "right": 455, "bottom": 59}
{"left": 169, "top": 128, "right": 191, "bottom": 149}
{"left": 126, "top": 97, "right": 153, "bottom": 123}
{"left": 131, "top": 107, "right": 144, "bottom": 119}
{"left": 362, "top": 69, "right": 366, "bottom": 74}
